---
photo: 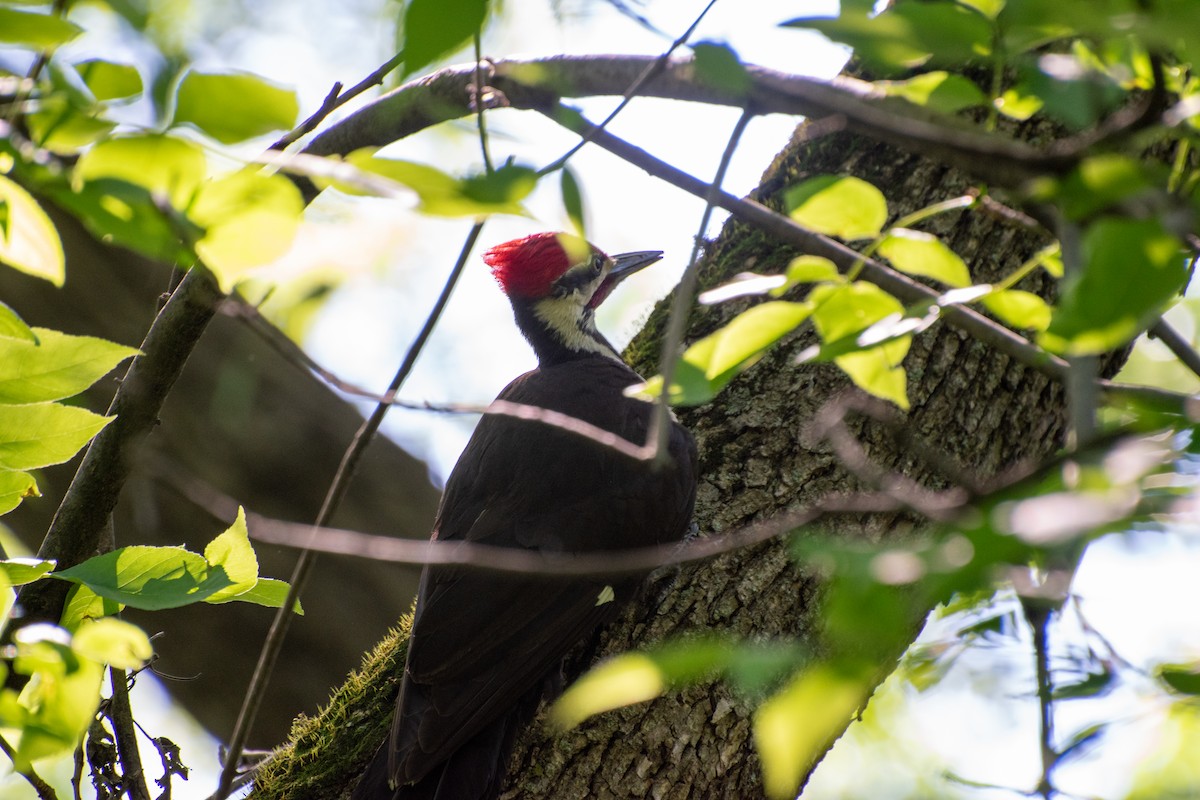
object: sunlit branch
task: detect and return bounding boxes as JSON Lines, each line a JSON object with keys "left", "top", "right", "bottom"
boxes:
{"left": 302, "top": 54, "right": 1102, "bottom": 190}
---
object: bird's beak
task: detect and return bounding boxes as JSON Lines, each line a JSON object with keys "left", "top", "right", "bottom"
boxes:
{"left": 609, "top": 250, "right": 664, "bottom": 282}
{"left": 589, "top": 250, "right": 663, "bottom": 309}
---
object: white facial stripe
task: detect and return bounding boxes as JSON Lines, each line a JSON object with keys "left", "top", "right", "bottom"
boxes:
{"left": 532, "top": 293, "right": 620, "bottom": 360}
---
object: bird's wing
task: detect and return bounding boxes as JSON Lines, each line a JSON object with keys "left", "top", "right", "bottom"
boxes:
{"left": 392, "top": 498, "right": 638, "bottom": 780}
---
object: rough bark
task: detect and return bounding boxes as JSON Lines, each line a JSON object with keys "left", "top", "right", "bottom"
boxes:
{"left": 500, "top": 123, "right": 1071, "bottom": 799}
{"left": 251, "top": 101, "right": 1110, "bottom": 797}
{"left": 2, "top": 208, "right": 441, "bottom": 743}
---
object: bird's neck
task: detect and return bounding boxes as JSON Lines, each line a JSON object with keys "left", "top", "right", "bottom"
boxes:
{"left": 512, "top": 298, "right": 624, "bottom": 366}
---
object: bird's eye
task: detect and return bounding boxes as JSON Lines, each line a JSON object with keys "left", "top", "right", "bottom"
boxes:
{"left": 590, "top": 255, "right": 605, "bottom": 274}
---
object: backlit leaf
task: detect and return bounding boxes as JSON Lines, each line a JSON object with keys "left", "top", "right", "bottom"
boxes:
{"left": 190, "top": 169, "right": 304, "bottom": 289}
{"left": 550, "top": 653, "right": 663, "bottom": 730}
{"left": 0, "top": 175, "right": 65, "bottom": 286}
{"left": 53, "top": 546, "right": 233, "bottom": 610}
{"left": 692, "top": 41, "right": 751, "bottom": 96}
{"left": 0, "top": 302, "right": 36, "bottom": 343}
{"left": 0, "top": 8, "right": 82, "bottom": 48}
{"left": 174, "top": 70, "right": 298, "bottom": 144}
{"left": 202, "top": 508, "right": 259, "bottom": 602}
{"left": 0, "top": 403, "right": 112, "bottom": 471}
{"left": 1042, "top": 217, "right": 1184, "bottom": 354}
{"left": 875, "top": 71, "right": 987, "bottom": 113}
{"left": 877, "top": 228, "right": 971, "bottom": 287}
{"left": 403, "top": 0, "right": 488, "bottom": 78}
{"left": 0, "top": 471, "right": 38, "bottom": 515}
{"left": 71, "top": 618, "right": 152, "bottom": 669}
{"left": 785, "top": 176, "right": 888, "bottom": 240}
{"left": 74, "top": 59, "right": 143, "bottom": 101}
{"left": 0, "top": 328, "right": 138, "bottom": 404}
{"left": 753, "top": 667, "right": 867, "bottom": 799}
{"left": 75, "top": 134, "right": 206, "bottom": 210}
{"left": 981, "top": 289, "right": 1051, "bottom": 330}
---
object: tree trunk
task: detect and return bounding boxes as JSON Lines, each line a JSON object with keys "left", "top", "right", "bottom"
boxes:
{"left": 253, "top": 98, "right": 1109, "bottom": 795}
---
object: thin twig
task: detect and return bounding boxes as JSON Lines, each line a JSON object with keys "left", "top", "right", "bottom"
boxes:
{"left": 473, "top": 34, "right": 494, "bottom": 175}
{"left": 270, "top": 51, "right": 405, "bottom": 151}
{"left": 1149, "top": 318, "right": 1200, "bottom": 379}
{"left": 651, "top": 108, "right": 754, "bottom": 464}
{"left": 214, "top": 223, "right": 486, "bottom": 799}
{"left": 107, "top": 667, "right": 151, "bottom": 800}
{"left": 1025, "top": 602, "right": 1057, "bottom": 800}
{"left": 536, "top": 0, "right": 720, "bottom": 177}
{"left": 246, "top": 497, "right": 898, "bottom": 578}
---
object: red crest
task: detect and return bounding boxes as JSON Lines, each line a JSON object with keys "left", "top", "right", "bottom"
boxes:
{"left": 483, "top": 233, "right": 602, "bottom": 298}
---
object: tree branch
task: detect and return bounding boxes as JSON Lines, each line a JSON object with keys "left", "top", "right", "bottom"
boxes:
{"left": 13, "top": 267, "right": 223, "bottom": 631}
{"left": 301, "top": 55, "right": 1081, "bottom": 189}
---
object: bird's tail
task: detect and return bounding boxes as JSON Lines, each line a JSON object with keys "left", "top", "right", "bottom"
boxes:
{"left": 350, "top": 706, "right": 527, "bottom": 800}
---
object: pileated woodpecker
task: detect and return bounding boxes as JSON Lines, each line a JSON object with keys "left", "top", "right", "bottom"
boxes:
{"left": 352, "top": 233, "right": 698, "bottom": 800}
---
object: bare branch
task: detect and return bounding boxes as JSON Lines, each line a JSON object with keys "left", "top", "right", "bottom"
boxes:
{"left": 245, "top": 499, "right": 894, "bottom": 579}
{"left": 301, "top": 55, "right": 1081, "bottom": 189}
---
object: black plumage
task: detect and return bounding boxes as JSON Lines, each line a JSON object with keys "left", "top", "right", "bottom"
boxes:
{"left": 353, "top": 234, "right": 697, "bottom": 800}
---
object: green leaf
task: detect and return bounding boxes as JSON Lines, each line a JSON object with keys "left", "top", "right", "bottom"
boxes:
{"left": 1158, "top": 663, "right": 1200, "bottom": 695}
{"left": 692, "top": 41, "right": 751, "bottom": 96}
{"left": 46, "top": 177, "right": 190, "bottom": 265}
{"left": 1020, "top": 55, "right": 1125, "bottom": 129}
{"left": 0, "top": 302, "right": 36, "bottom": 343}
{"left": 785, "top": 255, "right": 843, "bottom": 286}
{"left": 994, "top": 85, "right": 1044, "bottom": 120}
{"left": 1042, "top": 218, "right": 1184, "bottom": 355}
{"left": 981, "top": 289, "right": 1051, "bottom": 330}
{"left": 202, "top": 508, "right": 259, "bottom": 602}
{"left": 0, "top": 470, "right": 38, "bottom": 515}
{"left": 877, "top": 228, "right": 971, "bottom": 287}
{"left": 957, "top": 0, "right": 1005, "bottom": 18}
{"left": 874, "top": 71, "right": 987, "bottom": 113}
{"left": 174, "top": 70, "right": 298, "bottom": 144}
{"left": 0, "top": 328, "right": 138, "bottom": 404}
{"left": 341, "top": 152, "right": 536, "bottom": 217}
{"left": 0, "top": 557, "right": 55, "bottom": 586}
{"left": 646, "top": 301, "right": 814, "bottom": 406}
{"left": 560, "top": 167, "right": 586, "bottom": 238}
{"left": 189, "top": 169, "right": 304, "bottom": 289}
{"left": 706, "top": 302, "right": 815, "bottom": 382}
{"left": 1053, "top": 669, "right": 1114, "bottom": 700}
{"left": 811, "top": 282, "right": 910, "bottom": 408}
{"left": 753, "top": 666, "right": 868, "bottom": 799}
{"left": 8, "top": 629, "right": 103, "bottom": 770}
{"left": 74, "top": 59, "right": 143, "bottom": 101}
{"left": 0, "top": 174, "right": 65, "bottom": 286}
{"left": 27, "top": 103, "right": 117, "bottom": 155}
{"left": 1059, "top": 154, "right": 1152, "bottom": 220}
{"left": 784, "top": 3, "right": 992, "bottom": 74}
{"left": 53, "top": 546, "right": 234, "bottom": 610}
{"left": 785, "top": 175, "right": 888, "bottom": 240}
{"left": 72, "top": 617, "right": 152, "bottom": 669}
{"left": 75, "top": 134, "right": 206, "bottom": 210}
{"left": 0, "top": 402, "right": 112, "bottom": 471}
{"left": 0, "top": 8, "right": 82, "bottom": 48}
{"left": 402, "top": 0, "right": 489, "bottom": 78}
{"left": 59, "top": 585, "right": 122, "bottom": 631}
{"left": 209, "top": 577, "right": 302, "bottom": 614}
{"left": 550, "top": 653, "right": 664, "bottom": 730}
